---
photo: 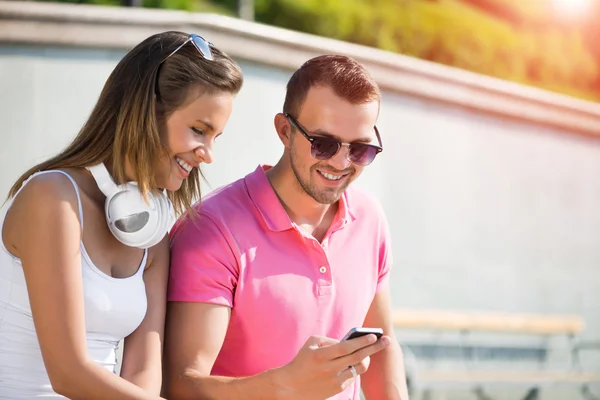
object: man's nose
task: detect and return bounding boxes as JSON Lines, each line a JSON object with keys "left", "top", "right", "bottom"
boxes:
{"left": 329, "top": 144, "right": 352, "bottom": 170}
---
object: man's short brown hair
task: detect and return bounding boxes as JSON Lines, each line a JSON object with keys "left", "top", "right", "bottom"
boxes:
{"left": 283, "top": 55, "right": 381, "bottom": 117}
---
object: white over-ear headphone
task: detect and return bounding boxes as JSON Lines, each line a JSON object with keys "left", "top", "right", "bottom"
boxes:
{"left": 87, "top": 163, "right": 174, "bottom": 249}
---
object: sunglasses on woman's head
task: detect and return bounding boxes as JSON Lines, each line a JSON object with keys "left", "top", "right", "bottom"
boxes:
{"left": 285, "top": 113, "right": 383, "bottom": 167}
{"left": 161, "top": 33, "right": 214, "bottom": 64}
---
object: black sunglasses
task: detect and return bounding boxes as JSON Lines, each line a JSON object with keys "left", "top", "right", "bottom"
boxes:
{"left": 161, "top": 33, "right": 214, "bottom": 64}
{"left": 285, "top": 113, "right": 383, "bottom": 166}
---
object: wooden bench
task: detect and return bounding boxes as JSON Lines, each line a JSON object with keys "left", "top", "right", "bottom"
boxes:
{"left": 392, "top": 309, "right": 600, "bottom": 400}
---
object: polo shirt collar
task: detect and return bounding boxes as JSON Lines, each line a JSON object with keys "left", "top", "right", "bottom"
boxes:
{"left": 245, "top": 165, "right": 293, "bottom": 232}
{"left": 337, "top": 187, "right": 356, "bottom": 226}
{"left": 245, "top": 165, "right": 356, "bottom": 232}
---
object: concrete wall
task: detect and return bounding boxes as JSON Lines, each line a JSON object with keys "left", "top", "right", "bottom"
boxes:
{"left": 2, "top": 0, "right": 600, "bottom": 379}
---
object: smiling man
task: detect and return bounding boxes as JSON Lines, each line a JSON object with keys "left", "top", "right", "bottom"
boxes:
{"left": 163, "top": 55, "right": 409, "bottom": 400}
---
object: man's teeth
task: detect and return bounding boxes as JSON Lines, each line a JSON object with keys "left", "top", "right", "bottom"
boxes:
{"left": 176, "top": 157, "right": 193, "bottom": 172}
{"left": 319, "top": 171, "right": 343, "bottom": 181}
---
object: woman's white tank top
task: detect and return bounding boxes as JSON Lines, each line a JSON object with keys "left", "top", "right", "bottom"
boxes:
{"left": 0, "top": 170, "right": 149, "bottom": 398}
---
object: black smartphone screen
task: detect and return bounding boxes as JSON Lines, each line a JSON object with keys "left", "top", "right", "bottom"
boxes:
{"left": 342, "top": 327, "right": 384, "bottom": 341}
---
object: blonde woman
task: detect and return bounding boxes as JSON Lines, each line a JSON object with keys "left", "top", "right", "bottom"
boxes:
{"left": 0, "top": 31, "right": 243, "bottom": 399}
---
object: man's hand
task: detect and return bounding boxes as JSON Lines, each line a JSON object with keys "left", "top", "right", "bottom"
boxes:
{"left": 272, "top": 333, "right": 391, "bottom": 400}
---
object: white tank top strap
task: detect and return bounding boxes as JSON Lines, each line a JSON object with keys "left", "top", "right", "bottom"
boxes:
{"left": 14, "top": 170, "right": 84, "bottom": 229}
{"left": 137, "top": 248, "right": 149, "bottom": 276}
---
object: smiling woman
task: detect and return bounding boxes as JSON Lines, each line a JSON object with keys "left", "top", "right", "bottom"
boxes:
{"left": 0, "top": 30, "right": 243, "bottom": 399}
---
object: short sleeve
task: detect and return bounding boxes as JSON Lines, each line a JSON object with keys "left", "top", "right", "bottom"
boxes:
{"left": 376, "top": 212, "right": 393, "bottom": 292}
{"left": 167, "top": 212, "right": 239, "bottom": 307}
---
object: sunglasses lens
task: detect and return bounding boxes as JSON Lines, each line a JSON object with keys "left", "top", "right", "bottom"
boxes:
{"left": 349, "top": 145, "right": 378, "bottom": 166}
{"left": 311, "top": 137, "right": 340, "bottom": 160}
{"left": 191, "top": 34, "right": 213, "bottom": 60}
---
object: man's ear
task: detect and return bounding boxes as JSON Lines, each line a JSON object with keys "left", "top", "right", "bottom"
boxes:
{"left": 274, "top": 113, "right": 292, "bottom": 148}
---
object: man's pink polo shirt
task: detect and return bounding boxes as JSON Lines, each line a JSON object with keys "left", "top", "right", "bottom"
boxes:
{"left": 168, "top": 165, "right": 393, "bottom": 400}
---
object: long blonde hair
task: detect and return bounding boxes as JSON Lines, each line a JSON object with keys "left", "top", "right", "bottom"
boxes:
{"left": 8, "top": 31, "right": 243, "bottom": 215}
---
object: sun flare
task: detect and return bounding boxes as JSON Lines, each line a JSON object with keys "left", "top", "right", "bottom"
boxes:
{"left": 553, "top": 0, "right": 591, "bottom": 15}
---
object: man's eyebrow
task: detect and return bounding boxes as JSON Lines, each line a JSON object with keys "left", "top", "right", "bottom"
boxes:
{"left": 311, "top": 128, "right": 373, "bottom": 144}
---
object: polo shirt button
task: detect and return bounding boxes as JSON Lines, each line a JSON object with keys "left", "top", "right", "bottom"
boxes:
{"left": 319, "top": 266, "right": 327, "bottom": 274}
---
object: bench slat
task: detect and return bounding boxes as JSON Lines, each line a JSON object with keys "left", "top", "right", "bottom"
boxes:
{"left": 394, "top": 309, "right": 585, "bottom": 335}
{"left": 414, "top": 370, "right": 600, "bottom": 384}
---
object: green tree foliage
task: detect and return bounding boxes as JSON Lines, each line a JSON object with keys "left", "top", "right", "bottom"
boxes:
{"left": 247, "top": 0, "right": 599, "bottom": 101}
{"left": 143, "top": 0, "right": 232, "bottom": 13}
{"left": 34, "top": 0, "right": 233, "bottom": 13}
{"left": 43, "top": 0, "right": 600, "bottom": 101}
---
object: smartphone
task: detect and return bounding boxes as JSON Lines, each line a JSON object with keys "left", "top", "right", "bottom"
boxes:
{"left": 342, "top": 327, "right": 384, "bottom": 341}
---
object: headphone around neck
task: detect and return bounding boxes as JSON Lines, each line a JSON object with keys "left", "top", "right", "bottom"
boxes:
{"left": 87, "top": 163, "right": 174, "bottom": 249}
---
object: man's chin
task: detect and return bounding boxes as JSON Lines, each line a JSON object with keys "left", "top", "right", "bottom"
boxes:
{"left": 311, "top": 189, "right": 344, "bottom": 205}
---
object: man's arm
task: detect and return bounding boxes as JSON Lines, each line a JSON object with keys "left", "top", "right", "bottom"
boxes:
{"left": 360, "top": 283, "right": 409, "bottom": 400}
{"left": 162, "top": 301, "right": 392, "bottom": 400}
{"left": 162, "top": 302, "right": 280, "bottom": 399}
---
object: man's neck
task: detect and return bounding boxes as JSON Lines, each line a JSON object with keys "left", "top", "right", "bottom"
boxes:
{"left": 266, "top": 161, "right": 338, "bottom": 240}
